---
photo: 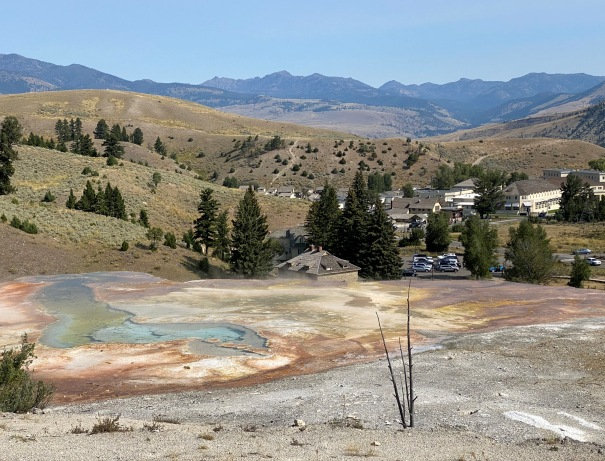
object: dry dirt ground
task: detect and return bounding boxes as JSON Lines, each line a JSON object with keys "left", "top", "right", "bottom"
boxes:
{"left": 2, "top": 317, "right": 604, "bottom": 460}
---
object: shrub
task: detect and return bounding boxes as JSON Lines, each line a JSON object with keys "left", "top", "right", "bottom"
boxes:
{"left": 199, "top": 257, "right": 210, "bottom": 272}
{"left": 90, "top": 415, "right": 131, "bottom": 434}
{"left": 106, "top": 155, "right": 118, "bottom": 166}
{"left": 146, "top": 227, "right": 164, "bottom": 250}
{"left": 163, "top": 232, "right": 177, "bottom": 249}
{"left": 1, "top": 214, "right": 7, "bottom": 223}
{"left": 10, "top": 217, "right": 38, "bottom": 234}
{"left": 569, "top": 255, "right": 591, "bottom": 288}
{"left": 42, "top": 191, "right": 55, "bottom": 203}
{"left": 120, "top": 240, "right": 129, "bottom": 252}
{"left": 0, "top": 334, "right": 54, "bottom": 413}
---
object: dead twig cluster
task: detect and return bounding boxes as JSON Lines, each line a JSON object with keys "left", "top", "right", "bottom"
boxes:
{"left": 376, "top": 279, "right": 416, "bottom": 428}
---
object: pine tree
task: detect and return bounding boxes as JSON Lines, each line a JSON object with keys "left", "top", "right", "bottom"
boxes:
{"left": 102, "top": 134, "right": 124, "bottom": 159}
{"left": 94, "top": 185, "right": 107, "bottom": 215}
{"left": 110, "top": 124, "right": 122, "bottom": 140}
{"left": 74, "top": 118, "right": 82, "bottom": 139}
{"left": 75, "top": 181, "right": 97, "bottom": 211}
{"left": 304, "top": 184, "right": 340, "bottom": 252}
{"left": 131, "top": 127, "right": 144, "bottom": 145}
{"left": 193, "top": 188, "right": 219, "bottom": 255}
{"left": 362, "top": 198, "right": 402, "bottom": 279}
{"left": 139, "top": 209, "right": 150, "bottom": 228}
{"left": 66, "top": 189, "right": 77, "bottom": 209}
{"left": 230, "top": 187, "right": 273, "bottom": 276}
{"left": 78, "top": 134, "right": 97, "bottom": 156}
{"left": 154, "top": 136, "right": 166, "bottom": 155}
{"left": 335, "top": 171, "right": 370, "bottom": 265}
{"left": 94, "top": 119, "right": 109, "bottom": 139}
{"left": 213, "top": 210, "right": 231, "bottom": 262}
{"left": 425, "top": 212, "right": 451, "bottom": 252}
{"left": 460, "top": 215, "right": 498, "bottom": 279}
{"left": 0, "top": 116, "right": 22, "bottom": 195}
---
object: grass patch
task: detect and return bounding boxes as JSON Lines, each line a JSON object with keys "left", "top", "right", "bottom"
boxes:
{"left": 198, "top": 433, "right": 215, "bottom": 441}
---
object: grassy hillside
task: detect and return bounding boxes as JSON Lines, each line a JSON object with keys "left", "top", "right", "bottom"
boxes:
{"left": 431, "top": 138, "right": 605, "bottom": 176}
{"left": 0, "top": 145, "right": 310, "bottom": 281}
{"left": 0, "top": 90, "right": 448, "bottom": 190}
{"left": 431, "top": 102, "right": 605, "bottom": 149}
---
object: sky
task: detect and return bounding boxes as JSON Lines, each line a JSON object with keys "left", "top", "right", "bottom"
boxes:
{"left": 2, "top": 0, "right": 605, "bottom": 87}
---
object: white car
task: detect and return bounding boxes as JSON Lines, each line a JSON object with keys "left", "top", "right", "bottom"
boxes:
{"left": 587, "top": 257, "right": 602, "bottom": 266}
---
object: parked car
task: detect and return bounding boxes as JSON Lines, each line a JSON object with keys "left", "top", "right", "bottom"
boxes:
{"left": 573, "top": 248, "right": 592, "bottom": 255}
{"left": 413, "top": 254, "right": 433, "bottom": 263}
{"left": 412, "top": 263, "right": 432, "bottom": 272}
{"left": 489, "top": 264, "right": 505, "bottom": 273}
{"left": 401, "top": 268, "right": 417, "bottom": 277}
{"left": 414, "top": 257, "right": 432, "bottom": 265}
{"left": 437, "top": 264, "right": 459, "bottom": 272}
{"left": 587, "top": 257, "right": 602, "bottom": 266}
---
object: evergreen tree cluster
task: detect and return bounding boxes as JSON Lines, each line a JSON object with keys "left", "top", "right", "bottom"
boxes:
{"left": 23, "top": 132, "right": 57, "bottom": 150}
{"left": 305, "top": 172, "right": 402, "bottom": 279}
{"left": 94, "top": 119, "right": 144, "bottom": 145}
{"left": 53, "top": 118, "right": 98, "bottom": 156}
{"left": 55, "top": 118, "right": 82, "bottom": 143}
{"left": 367, "top": 172, "right": 393, "bottom": 195}
{"left": 68, "top": 181, "right": 127, "bottom": 220}
{"left": 264, "top": 135, "right": 285, "bottom": 152}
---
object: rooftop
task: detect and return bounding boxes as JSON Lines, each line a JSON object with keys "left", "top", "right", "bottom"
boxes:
{"left": 276, "top": 248, "right": 360, "bottom": 276}
{"left": 504, "top": 179, "right": 561, "bottom": 196}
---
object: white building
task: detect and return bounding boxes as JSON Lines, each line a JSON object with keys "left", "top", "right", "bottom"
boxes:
{"left": 502, "top": 179, "right": 561, "bottom": 215}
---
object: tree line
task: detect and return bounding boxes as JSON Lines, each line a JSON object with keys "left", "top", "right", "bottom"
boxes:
{"left": 305, "top": 171, "right": 401, "bottom": 279}
{"left": 66, "top": 180, "right": 127, "bottom": 220}
{"left": 191, "top": 186, "right": 277, "bottom": 277}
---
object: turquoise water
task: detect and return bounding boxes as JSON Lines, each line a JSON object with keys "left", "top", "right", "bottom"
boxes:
{"left": 29, "top": 273, "right": 266, "bottom": 353}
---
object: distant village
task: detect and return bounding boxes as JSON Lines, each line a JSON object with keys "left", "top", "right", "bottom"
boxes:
{"left": 261, "top": 168, "right": 605, "bottom": 230}
{"left": 268, "top": 168, "right": 605, "bottom": 278}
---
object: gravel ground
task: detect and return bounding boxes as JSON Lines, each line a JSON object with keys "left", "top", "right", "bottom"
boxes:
{"left": 2, "top": 317, "right": 604, "bottom": 460}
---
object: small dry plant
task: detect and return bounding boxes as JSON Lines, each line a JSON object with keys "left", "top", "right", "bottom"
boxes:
{"left": 70, "top": 422, "right": 88, "bottom": 434}
{"left": 90, "top": 414, "right": 132, "bottom": 434}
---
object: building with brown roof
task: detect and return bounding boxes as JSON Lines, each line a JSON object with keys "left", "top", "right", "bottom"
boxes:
{"left": 276, "top": 246, "right": 360, "bottom": 282}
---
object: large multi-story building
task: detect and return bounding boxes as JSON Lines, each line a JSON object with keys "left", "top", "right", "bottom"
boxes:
{"left": 502, "top": 179, "right": 562, "bottom": 215}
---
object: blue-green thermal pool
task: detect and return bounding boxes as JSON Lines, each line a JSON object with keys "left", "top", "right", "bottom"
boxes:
{"left": 30, "top": 273, "right": 266, "bottom": 354}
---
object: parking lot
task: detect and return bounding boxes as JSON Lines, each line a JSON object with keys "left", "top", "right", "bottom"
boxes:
{"left": 401, "top": 253, "right": 506, "bottom": 280}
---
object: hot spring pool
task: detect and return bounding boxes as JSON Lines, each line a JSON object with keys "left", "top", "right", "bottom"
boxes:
{"left": 30, "top": 273, "right": 266, "bottom": 354}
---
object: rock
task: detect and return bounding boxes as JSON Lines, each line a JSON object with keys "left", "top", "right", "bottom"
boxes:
{"left": 293, "top": 419, "right": 306, "bottom": 428}
{"left": 31, "top": 408, "right": 44, "bottom": 415}
{"left": 371, "top": 441, "right": 381, "bottom": 446}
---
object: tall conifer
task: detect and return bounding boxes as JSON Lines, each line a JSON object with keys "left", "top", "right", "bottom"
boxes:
{"left": 230, "top": 187, "right": 273, "bottom": 276}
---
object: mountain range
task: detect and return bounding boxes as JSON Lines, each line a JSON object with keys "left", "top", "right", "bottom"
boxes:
{"left": 1, "top": 53, "right": 605, "bottom": 138}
